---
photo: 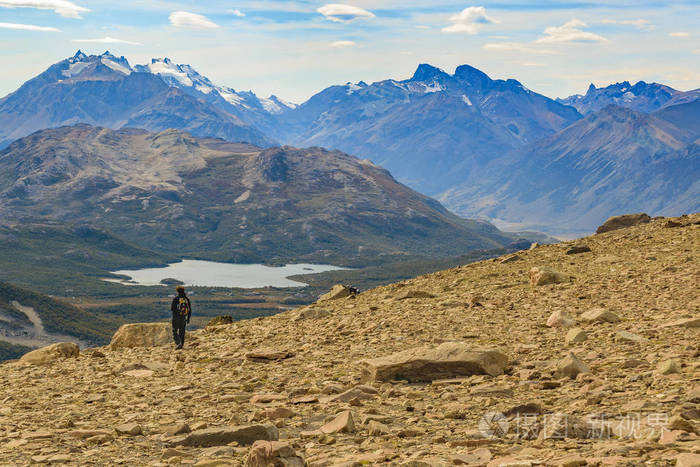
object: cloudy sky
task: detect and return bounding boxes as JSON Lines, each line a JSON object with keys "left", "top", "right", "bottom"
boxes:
{"left": 0, "top": 0, "right": 698, "bottom": 102}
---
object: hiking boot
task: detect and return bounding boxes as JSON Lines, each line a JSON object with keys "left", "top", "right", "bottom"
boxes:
{"left": 175, "top": 344, "right": 183, "bottom": 350}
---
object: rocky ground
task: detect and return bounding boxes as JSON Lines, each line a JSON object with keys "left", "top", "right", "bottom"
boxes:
{"left": 0, "top": 214, "right": 698, "bottom": 466}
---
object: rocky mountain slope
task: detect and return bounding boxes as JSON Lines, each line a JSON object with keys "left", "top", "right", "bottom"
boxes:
{"left": 441, "top": 101, "right": 700, "bottom": 235}
{"left": 0, "top": 124, "right": 524, "bottom": 264}
{"left": 276, "top": 64, "right": 582, "bottom": 195}
{"left": 1, "top": 214, "right": 697, "bottom": 465}
{"left": 0, "top": 51, "right": 273, "bottom": 149}
{"left": 557, "top": 81, "right": 700, "bottom": 115}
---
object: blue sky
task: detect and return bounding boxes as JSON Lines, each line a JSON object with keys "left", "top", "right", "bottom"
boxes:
{"left": 0, "top": 0, "right": 698, "bottom": 102}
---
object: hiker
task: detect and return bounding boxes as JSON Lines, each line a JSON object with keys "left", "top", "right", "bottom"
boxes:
{"left": 171, "top": 285, "right": 191, "bottom": 350}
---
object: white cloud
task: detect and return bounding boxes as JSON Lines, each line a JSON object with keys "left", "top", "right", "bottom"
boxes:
{"left": 415, "top": 25, "right": 429, "bottom": 29}
{"left": 601, "top": 19, "right": 655, "bottom": 31}
{"left": 442, "top": 6, "right": 498, "bottom": 34}
{"left": 72, "top": 36, "right": 140, "bottom": 45}
{"left": 0, "top": 21, "right": 60, "bottom": 31}
{"left": 536, "top": 19, "right": 607, "bottom": 43}
{"left": 0, "top": 0, "right": 88, "bottom": 18}
{"left": 169, "top": 11, "right": 220, "bottom": 29}
{"left": 670, "top": 31, "right": 689, "bottom": 37}
{"left": 317, "top": 4, "right": 375, "bottom": 23}
{"left": 331, "top": 40, "right": 356, "bottom": 48}
{"left": 484, "top": 43, "right": 559, "bottom": 55}
{"left": 228, "top": 9, "right": 245, "bottom": 17}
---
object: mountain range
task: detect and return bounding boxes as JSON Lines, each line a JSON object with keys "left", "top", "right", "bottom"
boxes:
{"left": 556, "top": 80, "right": 700, "bottom": 115}
{"left": 0, "top": 124, "right": 531, "bottom": 264}
{"left": 0, "top": 51, "right": 698, "bottom": 234}
{"left": 0, "top": 51, "right": 274, "bottom": 149}
{"left": 441, "top": 100, "right": 700, "bottom": 233}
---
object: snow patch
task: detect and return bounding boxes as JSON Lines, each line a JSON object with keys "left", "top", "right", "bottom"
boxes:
{"left": 147, "top": 60, "right": 193, "bottom": 87}
{"left": 195, "top": 84, "right": 213, "bottom": 94}
{"left": 260, "top": 98, "right": 284, "bottom": 114}
{"left": 62, "top": 61, "right": 91, "bottom": 77}
{"left": 219, "top": 89, "right": 247, "bottom": 107}
{"left": 422, "top": 81, "right": 444, "bottom": 93}
{"left": 461, "top": 94, "right": 473, "bottom": 106}
{"left": 101, "top": 58, "right": 132, "bottom": 75}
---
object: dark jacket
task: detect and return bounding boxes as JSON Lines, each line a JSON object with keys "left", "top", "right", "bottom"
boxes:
{"left": 171, "top": 294, "right": 192, "bottom": 321}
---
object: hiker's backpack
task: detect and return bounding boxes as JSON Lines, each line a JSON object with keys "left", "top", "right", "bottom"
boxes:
{"left": 177, "top": 297, "right": 190, "bottom": 316}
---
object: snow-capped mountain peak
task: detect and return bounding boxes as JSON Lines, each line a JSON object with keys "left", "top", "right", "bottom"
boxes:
{"left": 134, "top": 57, "right": 296, "bottom": 116}
{"left": 61, "top": 50, "right": 132, "bottom": 78}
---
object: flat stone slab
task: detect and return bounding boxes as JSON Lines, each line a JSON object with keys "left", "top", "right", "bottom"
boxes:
{"left": 168, "top": 424, "right": 278, "bottom": 447}
{"left": 359, "top": 342, "right": 508, "bottom": 382}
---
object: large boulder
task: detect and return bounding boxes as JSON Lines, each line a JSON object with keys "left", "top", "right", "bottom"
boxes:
{"left": 169, "top": 424, "right": 279, "bottom": 447}
{"left": 19, "top": 342, "right": 79, "bottom": 365}
{"left": 246, "top": 440, "right": 305, "bottom": 467}
{"left": 109, "top": 323, "right": 171, "bottom": 349}
{"left": 596, "top": 213, "right": 651, "bottom": 234}
{"left": 359, "top": 343, "right": 508, "bottom": 383}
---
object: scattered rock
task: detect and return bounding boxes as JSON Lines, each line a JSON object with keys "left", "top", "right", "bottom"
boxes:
{"left": 329, "top": 386, "right": 378, "bottom": 403}
{"left": 580, "top": 308, "right": 621, "bottom": 323}
{"left": 245, "top": 349, "right": 294, "bottom": 361}
{"left": 675, "top": 453, "right": 700, "bottom": 467}
{"left": 555, "top": 352, "right": 591, "bottom": 379}
{"left": 661, "top": 317, "right": 700, "bottom": 328}
{"left": 566, "top": 246, "right": 591, "bottom": 255}
{"left": 169, "top": 424, "right": 279, "bottom": 447}
{"left": 500, "top": 255, "right": 521, "bottom": 264}
{"left": 615, "top": 330, "right": 648, "bottom": 344}
{"left": 114, "top": 423, "right": 142, "bottom": 436}
{"left": 657, "top": 360, "right": 681, "bottom": 375}
{"left": 547, "top": 310, "right": 575, "bottom": 328}
{"left": 206, "top": 316, "right": 233, "bottom": 327}
{"left": 452, "top": 448, "right": 492, "bottom": 465}
{"left": 688, "top": 386, "right": 700, "bottom": 403}
{"left": 250, "top": 407, "right": 297, "bottom": 422}
{"left": 250, "top": 394, "right": 287, "bottom": 404}
{"left": 529, "top": 267, "right": 571, "bottom": 286}
{"left": 504, "top": 402, "right": 543, "bottom": 418}
{"left": 664, "top": 219, "right": 684, "bottom": 228}
{"left": 360, "top": 343, "right": 508, "bottom": 382}
{"left": 318, "top": 284, "right": 355, "bottom": 301}
{"left": 556, "top": 455, "right": 587, "bottom": 467}
{"left": 596, "top": 213, "right": 651, "bottom": 234}
{"left": 164, "top": 423, "right": 191, "bottom": 437}
{"left": 68, "top": 429, "right": 113, "bottom": 439}
{"left": 320, "top": 411, "right": 355, "bottom": 434}
{"left": 540, "top": 413, "right": 591, "bottom": 439}
{"left": 396, "top": 289, "right": 436, "bottom": 300}
{"left": 122, "top": 369, "right": 154, "bottom": 378}
{"left": 245, "top": 440, "right": 305, "bottom": 467}
{"left": 109, "top": 323, "right": 171, "bottom": 349}
{"left": 292, "top": 307, "right": 331, "bottom": 321}
{"left": 368, "top": 420, "right": 390, "bottom": 436}
{"left": 18, "top": 342, "right": 79, "bottom": 365}
{"left": 668, "top": 415, "right": 696, "bottom": 433}
{"left": 565, "top": 328, "right": 587, "bottom": 344}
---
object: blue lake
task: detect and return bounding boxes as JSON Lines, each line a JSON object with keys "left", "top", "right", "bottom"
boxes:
{"left": 105, "top": 260, "right": 346, "bottom": 288}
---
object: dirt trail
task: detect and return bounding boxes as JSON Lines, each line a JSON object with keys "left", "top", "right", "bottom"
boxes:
{"left": 11, "top": 301, "right": 46, "bottom": 335}
{"left": 0, "top": 301, "right": 88, "bottom": 348}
